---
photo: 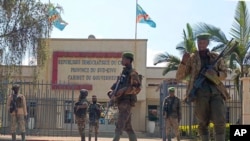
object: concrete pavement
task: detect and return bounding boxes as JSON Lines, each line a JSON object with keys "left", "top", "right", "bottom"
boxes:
{"left": 0, "top": 135, "right": 192, "bottom": 141}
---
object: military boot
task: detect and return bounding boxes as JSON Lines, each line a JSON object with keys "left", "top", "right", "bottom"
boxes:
{"left": 88, "top": 133, "right": 91, "bottom": 141}
{"left": 167, "top": 135, "right": 171, "bottom": 141}
{"left": 215, "top": 134, "right": 225, "bottom": 141}
{"left": 21, "top": 132, "right": 26, "bottom": 141}
{"left": 176, "top": 135, "right": 180, "bottom": 141}
{"left": 94, "top": 133, "right": 98, "bottom": 141}
{"left": 128, "top": 133, "right": 137, "bottom": 141}
{"left": 11, "top": 133, "right": 16, "bottom": 141}
{"left": 81, "top": 133, "right": 86, "bottom": 141}
{"left": 200, "top": 135, "right": 209, "bottom": 141}
{"left": 112, "top": 133, "right": 120, "bottom": 141}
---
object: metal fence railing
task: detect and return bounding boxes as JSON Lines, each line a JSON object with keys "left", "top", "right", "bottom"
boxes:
{"left": 0, "top": 80, "right": 242, "bottom": 138}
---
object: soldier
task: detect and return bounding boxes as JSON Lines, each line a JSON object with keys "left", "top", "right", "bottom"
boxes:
{"left": 176, "top": 33, "right": 229, "bottom": 141}
{"left": 88, "top": 95, "right": 103, "bottom": 141}
{"left": 6, "top": 84, "right": 28, "bottom": 141}
{"left": 108, "top": 52, "right": 142, "bottom": 141}
{"left": 163, "top": 87, "right": 181, "bottom": 141}
{"left": 74, "top": 89, "right": 89, "bottom": 141}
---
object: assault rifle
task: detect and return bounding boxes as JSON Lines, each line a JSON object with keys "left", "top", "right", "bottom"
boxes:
{"left": 9, "top": 94, "right": 17, "bottom": 113}
{"left": 104, "top": 74, "right": 124, "bottom": 117}
{"left": 185, "top": 39, "right": 238, "bottom": 104}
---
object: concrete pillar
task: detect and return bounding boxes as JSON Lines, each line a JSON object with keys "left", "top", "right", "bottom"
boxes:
{"left": 240, "top": 77, "right": 250, "bottom": 124}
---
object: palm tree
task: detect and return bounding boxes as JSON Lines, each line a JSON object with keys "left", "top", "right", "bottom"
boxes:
{"left": 194, "top": 1, "right": 250, "bottom": 98}
{"left": 153, "top": 23, "right": 197, "bottom": 75}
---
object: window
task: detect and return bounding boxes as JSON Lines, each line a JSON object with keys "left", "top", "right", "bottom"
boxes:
{"left": 27, "top": 102, "right": 36, "bottom": 118}
{"left": 64, "top": 101, "right": 74, "bottom": 123}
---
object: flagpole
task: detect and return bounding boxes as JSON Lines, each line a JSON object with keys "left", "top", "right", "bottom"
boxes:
{"left": 135, "top": 0, "right": 138, "bottom": 40}
{"left": 134, "top": 0, "right": 138, "bottom": 68}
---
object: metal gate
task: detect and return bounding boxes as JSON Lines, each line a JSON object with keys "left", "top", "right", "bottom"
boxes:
{"left": 0, "top": 81, "right": 116, "bottom": 137}
{"left": 158, "top": 79, "right": 242, "bottom": 140}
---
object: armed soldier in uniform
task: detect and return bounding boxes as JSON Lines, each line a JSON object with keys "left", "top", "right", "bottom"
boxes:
{"left": 163, "top": 87, "right": 181, "bottom": 141}
{"left": 6, "top": 84, "right": 28, "bottom": 141}
{"left": 74, "top": 89, "right": 89, "bottom": 141}
{"left": 107, "top": 52, "right": 142, "bottom": 141}
{"left": 88, "top": 95, "right": 103, "bottom": 141}
{"left": 176, "top": 33, "right": 229, "bottom": 141}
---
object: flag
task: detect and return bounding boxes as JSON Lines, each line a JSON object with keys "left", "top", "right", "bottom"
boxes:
{"left": 136, "top": 4, "right": 156, "bottom": 28}
{"left": 48, "top": 6, "right": 68, "bottom": 31}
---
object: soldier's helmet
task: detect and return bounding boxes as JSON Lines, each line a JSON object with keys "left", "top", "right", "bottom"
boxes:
{"left": 12, "top": 84, "right": 20, "bottom": 90}
{"left": 79, "top": 89, "right": 88, "bottom": 99}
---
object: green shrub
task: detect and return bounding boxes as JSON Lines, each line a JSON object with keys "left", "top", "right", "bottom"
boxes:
{"left": 179, "top": 123, "right": 230, "bottom": 140}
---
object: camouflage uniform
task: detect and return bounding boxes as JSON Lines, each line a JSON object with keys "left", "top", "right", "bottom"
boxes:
{"left": 109, "top": 52, "right": 141, "bottom": 141}
{"left": 88, "top": 95, "right": 103, "bottom": 141}
{"left": 163, "top": 87, "right": 181, "bottom": 141}
{"left": 74, "top": 89, "right": 89, "bottom": 141}
{"left": 6, "top": 84, "right": 27, "bottom": 141}
{"left": 176, "top": 33, "right": 229, "bottom": 141}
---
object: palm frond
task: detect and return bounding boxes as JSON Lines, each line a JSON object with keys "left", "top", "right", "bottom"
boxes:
{"left": 243, "top": 51, "right": 250, "bottom": 65}
{"left": 176, "top": 41, "right": 186, "bottom": 54}
{"left": 231, "top": 1, "right": 250, "bottom": 46}
{"left": 162, "top": 63, "right": 178, "bottom": 76}
{"left": 229, "top": 52, "right": 240, "bottom": 69}
{"left": 211, "top": 43, "right": 225, "bottom": 52}
{"left": 153, "top": 52, "right": 170, "bottom": 65}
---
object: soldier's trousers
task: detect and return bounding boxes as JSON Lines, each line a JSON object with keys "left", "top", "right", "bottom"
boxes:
{"left": 165, "top": 117, "right": 180, "bottom": 138}
{"left": 194, "top": 89, "right": 226, "bottom": 140}
{"left": 76, "top": 116, "right": 86, "bottom": 137}
{"left": 113, "top": 100, "right": 137, "bottom": 141}
{"left": 89, "top": 121, "right": 99, "bottom": 134}
{"left": 10, "top": 114, "right": 26, "bottom": 134}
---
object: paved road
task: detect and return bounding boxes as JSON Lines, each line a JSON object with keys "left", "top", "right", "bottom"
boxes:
{"left": 0, "top": 135, "right": 191, "bottom": 141}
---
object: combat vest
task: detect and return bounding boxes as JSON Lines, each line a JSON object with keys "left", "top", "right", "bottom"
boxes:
{"left": 116, "top": 66, "right": 142, "bottom": 106}
{"left": 88, "top": 103, "right": 102, "bottom": 122}
{"left": 74, "top": 99, "right": 88, "bottom": 117}
{"left": 16, "top": 95, "right": 24, "bottom": 108}
{"left": 117, "top": 67, "right": 142, "bottom": 96}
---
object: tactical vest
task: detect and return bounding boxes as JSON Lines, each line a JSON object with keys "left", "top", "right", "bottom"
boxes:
{"left": 74, "top": 99, "right": 88, "bottom": 117}
{"left": 16, "top": 96, "right": 23, "bottom": 108}
{"left": 88, "top": 103, "right": 101, "bottom": 121}
{"left": 116, "top": 67, "right": 138, "bottom": 106}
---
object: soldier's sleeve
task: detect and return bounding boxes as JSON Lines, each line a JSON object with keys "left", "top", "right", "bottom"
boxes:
{"left": 176, "top": 56, "right": 192, "bottom": 82}
{"left": 216, "top": 58, "right": 227, "bottom": 80}
{"left": 22, "top": 95, "right": 28, "bottom": 116}
{"left": 129, "top": 70, "right": 141, "bottom": 87}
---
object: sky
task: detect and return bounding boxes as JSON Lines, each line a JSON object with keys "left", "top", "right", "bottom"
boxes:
{"left": 39, "top": 0, "right": 248, "bottom": 67}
